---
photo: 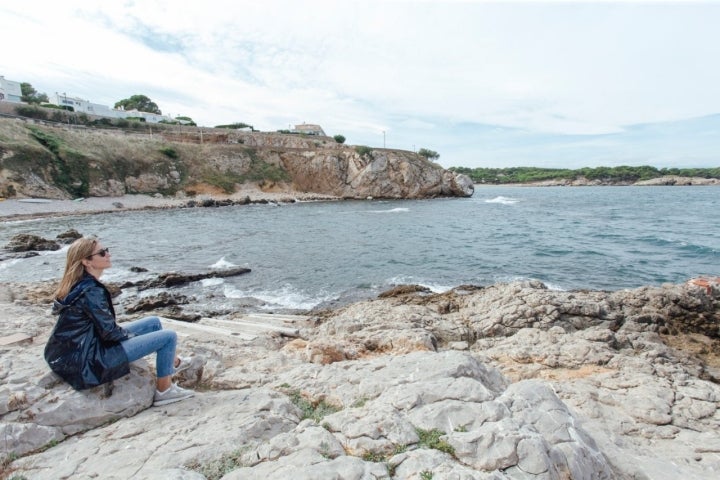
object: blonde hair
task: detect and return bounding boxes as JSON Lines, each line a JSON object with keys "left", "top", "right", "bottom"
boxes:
{"left": 54, "top": 236, "right": 98, "bottom": 300}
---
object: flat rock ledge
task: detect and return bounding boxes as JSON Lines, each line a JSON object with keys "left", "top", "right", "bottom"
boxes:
{"left": 1, "top": 278, "right": 719, "bottom": 479}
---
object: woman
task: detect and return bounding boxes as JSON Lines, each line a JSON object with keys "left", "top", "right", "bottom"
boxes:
{"left": 44, "top": 236, "right": 194, "bottom": 406}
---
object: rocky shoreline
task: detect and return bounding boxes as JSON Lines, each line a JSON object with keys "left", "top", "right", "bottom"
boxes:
{"left": 1, "top": 271, "right": 719, "bottom": 479}
{"left": 0, "top": 187, "right": 341, "bottom": 222}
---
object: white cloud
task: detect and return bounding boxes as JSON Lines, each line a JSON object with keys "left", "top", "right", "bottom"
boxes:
{"left": 1, "top": 0, "right": 719, "bottom": 168}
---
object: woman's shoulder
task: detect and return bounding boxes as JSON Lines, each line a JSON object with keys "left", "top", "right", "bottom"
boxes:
{"left": 63, "top": 275, "right": 104, "bottom": 304}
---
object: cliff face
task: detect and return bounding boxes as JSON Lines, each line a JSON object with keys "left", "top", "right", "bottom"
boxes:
{"left": 0, "top": 118, "right": 474, "bottom": 199}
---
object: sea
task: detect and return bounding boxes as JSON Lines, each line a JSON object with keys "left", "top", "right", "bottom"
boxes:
{"left": 0, "top": 186, "right": 718, "bottom": 313}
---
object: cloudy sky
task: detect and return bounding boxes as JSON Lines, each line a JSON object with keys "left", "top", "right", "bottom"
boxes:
{"left": 1, "top": 0, "right": 719, "bottom": 169}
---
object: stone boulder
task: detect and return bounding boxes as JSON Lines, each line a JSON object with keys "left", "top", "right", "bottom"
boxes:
{"left": 5, "top": 234, "right": 60, "bottom": 252}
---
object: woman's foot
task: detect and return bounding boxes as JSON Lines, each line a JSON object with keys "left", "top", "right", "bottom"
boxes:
{"left": 153, "top": 383, "right": 194, "bottom": 406}
{"left": 174, "top": 356, "right": 192, "bottom": 375}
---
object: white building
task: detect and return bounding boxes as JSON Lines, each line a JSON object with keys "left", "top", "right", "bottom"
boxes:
{"left": 293, "top": 123, "right": 326, "bottom": 136}
{"left": 48, "top": 92, "right": 176, "bottom": 123}
{"left": 0, "top": 76, "right": 23, "bottom": 103}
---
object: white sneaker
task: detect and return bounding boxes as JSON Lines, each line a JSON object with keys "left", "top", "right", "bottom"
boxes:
{"left": 153, "top": 383, "right": 195, "bottom": 406}
{"left": 174, "top": 356, "right": 192, "bottom": 375}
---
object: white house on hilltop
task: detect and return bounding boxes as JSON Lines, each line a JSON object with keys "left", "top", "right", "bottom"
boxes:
{"left": 48, "top": 92, "right": 176, "bottom": 124}
{"left": 0, "top": 76, "right": 23, "bottom": 103}
{"left": 2, "top": 73, "right": 187, "bottom": 125}
{"left": 293, "top": 123, "right": 326, "bottom": 136}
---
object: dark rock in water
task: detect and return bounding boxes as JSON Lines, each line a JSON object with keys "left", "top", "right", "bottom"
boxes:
{"left": 132, "top": 267, "right": 252, "bottom": 290}
{"left": 56, "top": 229, "right": 83, "bottom": 244}
{"left": 130, "top": 266, "right": 148, "bottom": 273}
{"left": 124, "top": 292, "right": 190, "bottom": 313}
{"left": 378, "top": 284, "right": 431, "bottom": 298}
{"left": 113, "top": 202, "right": 124, "bottom": 209}
{"left": 0, "top": 251, "right": 40, "bottom": 261}
{"left": 105, "top": 283, "right": 122, "bottom": 298}
{"left": 6, "top": 234, "right": 60, "bottom": 252}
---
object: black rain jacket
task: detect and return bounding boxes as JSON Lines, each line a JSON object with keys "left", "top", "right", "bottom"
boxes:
{"left": 44, "top": 273, "right": 132, "bottom": 390}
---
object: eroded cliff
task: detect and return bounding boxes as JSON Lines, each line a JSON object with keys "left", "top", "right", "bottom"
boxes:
{"left": 0, "top": 118, "right": 473, "bottom": 200}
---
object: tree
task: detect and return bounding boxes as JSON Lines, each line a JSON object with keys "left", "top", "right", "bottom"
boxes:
{"left": 114, "top": 95, "right": 161, "bottom": 114}
{"left": 417, "top": 148, "right": 440, "bottom": 161}
{"left": 215, "top": 122, "right": 254, "bottom": 130}
{"left": 175, "top": 116, "right": 197, "bottom": 126}
{"left": 20, "top": 82, "right": 49, "bottom": 104}
{"left": 333, "top": 134, "right": 346, "bottom": 144}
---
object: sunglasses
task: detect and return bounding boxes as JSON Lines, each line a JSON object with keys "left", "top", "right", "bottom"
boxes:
{"left": 87, "top": 247, "right": 110, "bottom": 258}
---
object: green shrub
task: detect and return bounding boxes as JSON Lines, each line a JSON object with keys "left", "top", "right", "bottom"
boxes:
{"left": 333, "top": 134, "right": 346, "bottom": 144}
{"left": 355, "top": 145, "right": 373, "bottom": 158}
{"left": 159, "top": 147, "right": 178, "bottom": 159}
{"left": 215, "top": 122, "right": 254, "bottom": 130}
{"left": 15, "top": 105, "right": 47, "bottom": 120}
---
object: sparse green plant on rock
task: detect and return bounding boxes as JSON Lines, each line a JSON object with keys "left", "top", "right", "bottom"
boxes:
{"left": 362, "top": 451, "right": 386, "bottom": 463}
{"left": 355, "top": 145, "right": 373, "bottom": 158}
{"left": 415, "top": 427, "right": 455, "bottom": 456}
{"left": 26, "top": 126, "right": 89, "bottom": 197}
{"left": 186, "top": 448, "right": 249, "bottom": 480}
{"left": 420, "top": 471, "right": 434, "bottom": 480}
{"left": 333, "top": 134, "right": 346, "bottom": 144}
{"left": 280, "top": 387, "right": 341, "bottom": 423}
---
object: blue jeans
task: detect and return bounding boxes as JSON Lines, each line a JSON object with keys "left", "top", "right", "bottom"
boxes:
{"left": 120, "top": 316, "right": 177, "bottom": 378}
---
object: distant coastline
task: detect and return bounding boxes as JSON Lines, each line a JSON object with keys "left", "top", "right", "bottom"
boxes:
{"left": 474, "top": 175, "right": 720, "bottom": 187}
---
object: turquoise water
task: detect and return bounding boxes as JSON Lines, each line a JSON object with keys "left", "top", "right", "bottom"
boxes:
{"left": 1, "top": 186, "right": 718, "bottom": 311}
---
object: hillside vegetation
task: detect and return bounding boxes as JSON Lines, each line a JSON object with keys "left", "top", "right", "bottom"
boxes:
{"left": 450, "top": 165, "right": 720, "bottom": 184}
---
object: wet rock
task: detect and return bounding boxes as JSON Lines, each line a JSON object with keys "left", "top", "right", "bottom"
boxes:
{"left": 5, "top": 234, "right": 60, "bottom": 252}
{"left": 130, "top": 267, "right": 252, "bottom": 289}
{"left": 55, "top": 229, "right": 82, "bottom": 244}
{"left": 124, "top": 292, "right": 191, "bottom": 313}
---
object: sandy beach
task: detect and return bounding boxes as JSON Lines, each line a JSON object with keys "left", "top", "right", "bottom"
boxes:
{"left": 0, "top": 186, "right": 340, "bottom": 221}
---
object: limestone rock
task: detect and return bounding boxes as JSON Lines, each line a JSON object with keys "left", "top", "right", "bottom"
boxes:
{"left": 5, "top": 234, "right": 60, "bottom": 252}
{"left": 2, "top": 279, "right": 719, "bottom": 479}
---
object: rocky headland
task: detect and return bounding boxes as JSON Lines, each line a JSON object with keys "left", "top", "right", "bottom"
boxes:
{"left": 1, "top": 256, "right": 719, "bottom": 479}
{"left": 0, "top": 117, "right": 473, "bottom": 203}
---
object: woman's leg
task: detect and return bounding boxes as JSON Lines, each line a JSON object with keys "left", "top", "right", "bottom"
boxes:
{"left": 120, "top": 329, "right": 177, "bottom": 391}
{"left": 123, "top": 316, "right": 162, "bottom": 336}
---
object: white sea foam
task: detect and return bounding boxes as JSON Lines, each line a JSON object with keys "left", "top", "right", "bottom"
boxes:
{"left": 37, "top": 245, "right": 69, "bottom": 257}
{"left": 369, "top": 207, "right": 409, "bottom": 213}
{"left": 386, "top": 275, "right": 453, "bottom": 293}
{"left": 497, "top": 275, "right": 567, "bottom": 291}
{"left": 485, "top": 196, "right": 519, "bottom": 205}
{"left": 102, "top": 267, "right": 151, "bottom": 283}
{"left": 0, "top": 258, "right": 22, "bottom": 272}
{"left": 223, "top": 284, "right": 328, "bottom": 310}
{"left": 201, "top": 278, "right": 225, "bottom": 287}
{"left": 210, "top": 257, "right": 237, "bottom": 269}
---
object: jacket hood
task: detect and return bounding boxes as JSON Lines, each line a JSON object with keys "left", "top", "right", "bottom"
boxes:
{"left": 52, "top": 274, "right": 97, "bottom": 314}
